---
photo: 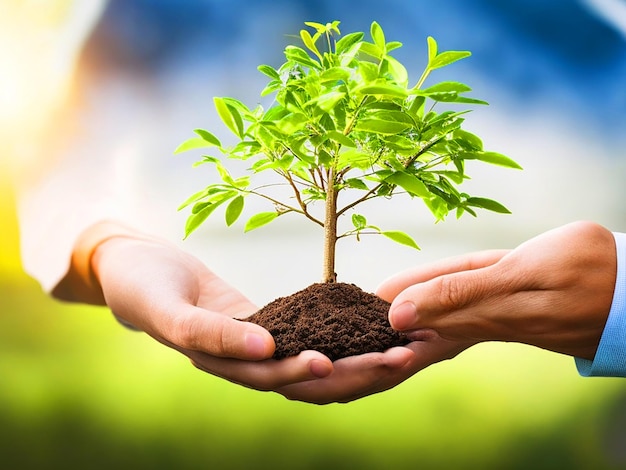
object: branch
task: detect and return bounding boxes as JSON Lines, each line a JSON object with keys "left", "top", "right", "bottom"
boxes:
{"left": 280, "top": 170, "right": 325, "bottom": 227}
{"left": 246, "top": 188, "right": 323, "bottom": 227}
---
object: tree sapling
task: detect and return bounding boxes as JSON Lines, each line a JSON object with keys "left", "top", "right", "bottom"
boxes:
{"left": 176, "top": 21, "right": 521, "bottom": 361}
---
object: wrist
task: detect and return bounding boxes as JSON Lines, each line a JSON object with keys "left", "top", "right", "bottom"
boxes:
{"left": 51, "top": 220, "right": 158, "bottom": 305}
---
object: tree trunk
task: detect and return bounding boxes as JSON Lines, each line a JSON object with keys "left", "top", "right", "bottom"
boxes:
{"left": 322, "top": 170, "right": 338, "bottom": 283}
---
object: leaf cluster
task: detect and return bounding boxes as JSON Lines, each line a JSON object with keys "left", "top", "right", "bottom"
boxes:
{"left": 176, "top": 20, "right": 521, "bottom": 247}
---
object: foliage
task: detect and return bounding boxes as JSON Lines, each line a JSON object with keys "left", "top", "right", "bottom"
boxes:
{"left": 176, "top": 20, "right": 521, "bottom": 281}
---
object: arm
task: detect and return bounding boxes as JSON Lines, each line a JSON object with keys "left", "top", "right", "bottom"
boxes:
{"left": 377, "top": 221, "right": 625, "bottom": 376}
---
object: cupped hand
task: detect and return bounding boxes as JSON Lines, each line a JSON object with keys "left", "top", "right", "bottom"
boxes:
{"left": 92, "top": 236, "right": 334, "bottom": 391}
{"left": 274, "top": 335, "right": 471, "bottom": 404}
{"left": 378, "top": 221, "right": 616, "bottom": 360}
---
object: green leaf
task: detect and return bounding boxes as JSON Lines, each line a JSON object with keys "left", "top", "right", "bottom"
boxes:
{"left": 359, "top": 41, "right": 383, "bottom": 60}
{"left": 258, "top": 64, "right": 280, "bottom": 80}
{"left": 432, "top": 170, "right": 466, "bottom": 185}
{"left": 382, "top": 231, "right": 420, "bottom": 249}
{"left": 317, "top": 148, "right": 333, "bottom": 166}
{"left": 354, "top": 118, "right": 411, "bottom": 135}
{"left": 354, "top": 83, "right": 409, "bottom": 99}
{"left": 304, "top": 21, "right": 327, "bottom": 33}
{"left": 421, "top": 81, "right": 472, "bottom": 94}
{"left": 308, "top": 91, "right": 346, "bottom": 112}
{"left": 423, "top": 194, "right": 449, "bottom": 221}
{"left": 244, "top": 211, "right": 279, "bottom": 232}
{"left": 381, "top": 134, "right": 416, "bottom": 151}
{"left": 284, "top": 45, "right": 321, "bottom": 69}
{"left": 300, "top": 29, "right": 322, "bottom": 60}
{"left": 358, "top": 61, "right": 380, "bottom": 82}
{"left": 225, "top": 195, "right": 245, "bottom": 226}
{"left": 194, "top": 128, "right": 221, "bottom": 146}
{"left": 466, "top": 197, "right": 511, "bottom": 214}
{"left": 454, "top": 129, "right": 483, "bottom": 151}
{"left": 447, "top": 96, "right": 489, "bottom": 105}
{"left": 184, "top": 200, "right": 224, "bottom": 238}
{"left": 384, "top": 55, "right": 409, "bottom": 86}
{"left": 429, "top": 50, "right": 471, "bottom": 70}
{"left": 369, "top": 110, "right": 415, "bottom": 125}
{"left": 386, "top": 171, "right": 430, "bottom": 198}
{"left": 230, "top": 140, "right": 262, "bottom": 157}
{"left": 177, "top": 187, "right": 211, "bottom": 211}
{"left": 335, "top": 31, "right": 363, "bottom": 54}
{"left": 214, "top": 97, "right": 244, "bottom": 138}
{"left": 261, "top": 80, "right": 282, "bottom": 97}
{"left": 337, "top": 149, "right": 373, "bottom": 169}
{"left": 221, "top": 97, "right": 252, "bottom": 118}
{"left": 215, "top": 162, "right": 235, "bottom": 185}
{"left": 462, "top": 151, "right": 522, "bottom": 169}
{"left": 174, "top": 137, "right": 216, "bottom": 154}
{"left": 386, "top": 41, "right": 403, "bottom": 52}
{"left": 427, "top": 37, "right": 438, "bottom": 63}
{"left": 326, "top": 130, "right": 356, "bottom": 148}
{"left": 345, "top": 178, "right": 369, "bottom": 190}
{"left": 320, "top": 67, "right": 351, "bottom": 84}
{"left": 370, "top": 21, "right": 386, "bottom": 51}
{"left": 275, "top": 112, "right": 309, "bottom": 134}
{"left": 352, "top": 213, "right": 367, "bottom": 230}
{"left": 408, "top": 96, "right": 425, "bottom": 118}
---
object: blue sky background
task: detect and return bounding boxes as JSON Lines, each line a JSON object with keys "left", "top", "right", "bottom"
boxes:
{"left": 83, "top": 0, "right": 626, "bottom": 140}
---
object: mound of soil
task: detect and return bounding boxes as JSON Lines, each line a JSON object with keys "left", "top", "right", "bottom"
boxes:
{"left": 243, "top": 282, "right": 410, "bottom": 361}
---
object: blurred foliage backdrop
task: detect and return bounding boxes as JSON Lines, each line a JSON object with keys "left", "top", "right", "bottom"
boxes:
{"left": 2, "top": 1, "right": 626, "bottom": 469}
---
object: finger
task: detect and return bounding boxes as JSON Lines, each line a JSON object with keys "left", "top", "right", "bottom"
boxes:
{"left": 185, "top": 349, "right": 334, "bottom": 391}
{"left": 162, "top": 304, "right": 277, "bottom": 360}
{"left": 277, "top": 339, "right": 471, "bottom": 404}
{"left": 376, "top": 249, "right": 509, "bottom": 302}
{"left": 388, "top": 261, "right": 514, "bottom": 336}
{"left": 275, "top": 347, "right": 415, "bottom": 404}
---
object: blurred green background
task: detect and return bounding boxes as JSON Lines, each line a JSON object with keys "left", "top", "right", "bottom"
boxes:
{"left": 3, "top": 1, "right": 626, "bottom": 468}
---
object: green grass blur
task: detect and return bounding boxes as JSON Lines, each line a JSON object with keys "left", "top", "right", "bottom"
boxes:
{"left": 2, "top": 176, "right": 626, "bottom": 470}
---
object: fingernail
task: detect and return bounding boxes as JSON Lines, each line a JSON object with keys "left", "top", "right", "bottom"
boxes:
{"left": 245, "top": 332, "right": 268, "bottom": 358}
{"left": 391, "top": 301, "right": 417, "bottom": 330}
{"left": 310, "top": 359, "right": 332, "bottom": 378}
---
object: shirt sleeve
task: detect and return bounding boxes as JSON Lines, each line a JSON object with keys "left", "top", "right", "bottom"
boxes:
{"left": 575, "top": 231, "right": 626, "bottom": 377}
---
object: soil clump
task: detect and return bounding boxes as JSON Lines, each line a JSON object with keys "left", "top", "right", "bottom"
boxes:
{"left": 244, "top": 282, "right": 410, "bottom": 361}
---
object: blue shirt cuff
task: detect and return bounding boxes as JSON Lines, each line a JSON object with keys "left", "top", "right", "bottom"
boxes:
{"left": 575, "top": 231, "right": 626, "bottom": 377}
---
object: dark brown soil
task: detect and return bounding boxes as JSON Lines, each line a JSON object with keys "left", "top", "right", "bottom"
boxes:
{"left": 243, "top": 282, "right": 410, "bottom": 361}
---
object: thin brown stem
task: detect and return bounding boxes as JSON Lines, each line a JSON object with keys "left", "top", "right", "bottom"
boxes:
{"left": 322, "top": 166, "right": 338, "bottom": 282}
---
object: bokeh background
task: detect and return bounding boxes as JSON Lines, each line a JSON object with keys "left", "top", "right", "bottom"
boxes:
{"left": 2, "top": 0, "right": 626, "bottom": 468}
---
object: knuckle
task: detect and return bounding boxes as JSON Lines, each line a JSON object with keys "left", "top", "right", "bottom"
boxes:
{"left": 569, "top": 220, "right": 605, "bottom": 237}
{"left": 436, "top": 275, "right": 466, "bottom": 310}
{"left": 436, "top": 272, "right": 488, "bottom": 312}
{"left": 171, "top": 313, "right": 199, "bottom": 350}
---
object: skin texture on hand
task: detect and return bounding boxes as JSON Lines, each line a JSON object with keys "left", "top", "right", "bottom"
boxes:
{"left": 275, "top": 338, "right": 469, "bottom": 404}
{"left": 378, "top": 221, "right": 617, "bottom": 361}
{"left": 91, "top": 235, "right": 337, "bottom": 391}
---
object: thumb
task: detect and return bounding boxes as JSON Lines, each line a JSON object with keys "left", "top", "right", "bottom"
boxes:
{"left": 157, "top": 305, "right": 276, "bottom": 361}
{"left": 388, "top": 264, "right": 509, "bottom": 339}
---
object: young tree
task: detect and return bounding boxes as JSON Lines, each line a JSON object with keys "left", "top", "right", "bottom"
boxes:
{"left": 176, "top": 20, "right": 521, "bottom": 283}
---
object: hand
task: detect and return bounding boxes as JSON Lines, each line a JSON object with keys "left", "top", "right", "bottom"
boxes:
{"left": 274, "top": 337, "right": 470, "bottom": 404}
{"left": 379, "top": 221, "right": 616, "bottom": 360}
{"left": 92, "top": 235, "right": 335, "bottom": 392}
